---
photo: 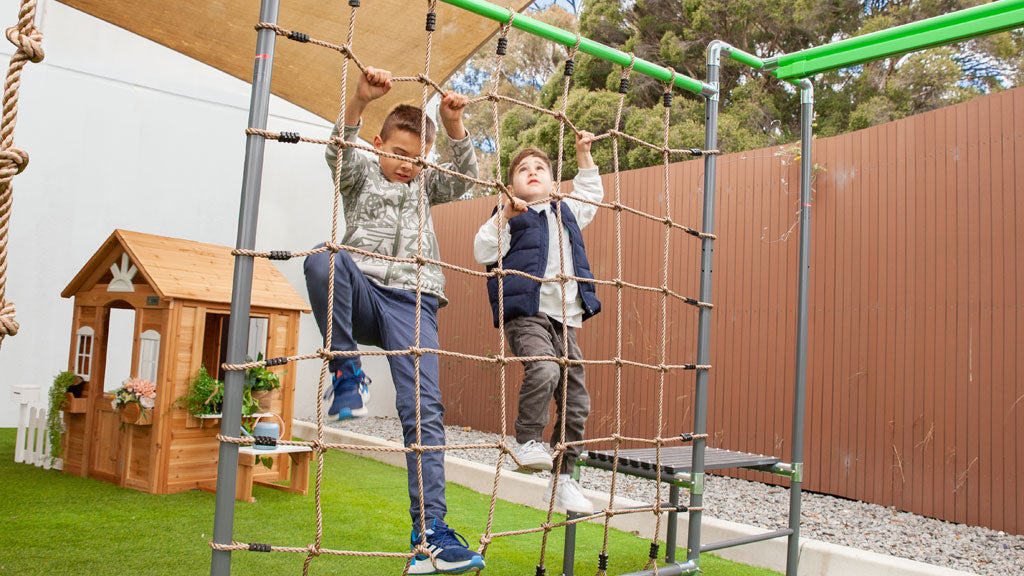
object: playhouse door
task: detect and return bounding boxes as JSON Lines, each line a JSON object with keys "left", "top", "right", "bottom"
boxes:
{"left": 89, "top": 405, "right": 123, "bottom": 484}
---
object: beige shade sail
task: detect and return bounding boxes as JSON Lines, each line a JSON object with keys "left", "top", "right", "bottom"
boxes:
{"left": 58, "top": 0, "right": 532, "bottom": 136}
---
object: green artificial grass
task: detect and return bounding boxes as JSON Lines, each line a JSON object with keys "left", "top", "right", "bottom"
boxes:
{"left": 0, "top": 429, "right": 779, "bottom": 575}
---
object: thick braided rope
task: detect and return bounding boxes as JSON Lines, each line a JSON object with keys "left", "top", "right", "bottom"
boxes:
{"left": 0, "top": 0, "right": 44, "bottom": 348}
{"left": 410, "top": 4, "right": 439, "bottom": 571}
{"left": 479, "top": 12, "right": 515, "bottom": 557}
{"left": 596, "top": 53, "right": 635, "bottom": 575}
{"left": 535, "top": 32, "right": 583, "bottom": 572}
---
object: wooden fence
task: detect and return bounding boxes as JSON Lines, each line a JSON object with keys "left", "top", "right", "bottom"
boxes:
{"left": 431, "top": 85, "right": 1024, "bottom": 534}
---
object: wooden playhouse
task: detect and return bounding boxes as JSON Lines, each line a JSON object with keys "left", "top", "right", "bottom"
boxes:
{"left": 59, "top": 229, "right": 310, "bottom": 494}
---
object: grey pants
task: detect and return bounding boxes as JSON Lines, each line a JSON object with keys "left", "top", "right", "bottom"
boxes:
{"left": 506, "top": 313, "right": 590, "bottom": 474}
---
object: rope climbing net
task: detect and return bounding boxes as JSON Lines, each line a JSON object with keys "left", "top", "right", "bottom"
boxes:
{"left": 213, "top": 2, "right": 719, "bottom": 574}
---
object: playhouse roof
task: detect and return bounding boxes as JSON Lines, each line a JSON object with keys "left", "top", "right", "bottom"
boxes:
{"left": 61, "top": 229, "right": 311, "bottom": 312}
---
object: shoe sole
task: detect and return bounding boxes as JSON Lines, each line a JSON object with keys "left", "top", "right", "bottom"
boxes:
{"left": 514, "top": 457, "right": 553, "bottom": 473}
{"left": 335, "top": 406, "right": 369, "bottom": 421}
{"left": 409, "top": 555, "right": 485, "bottom": 574}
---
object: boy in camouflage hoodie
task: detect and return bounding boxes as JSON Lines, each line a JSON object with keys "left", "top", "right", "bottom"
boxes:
{"left": 304, "top": 67, "right": 483, "bottom": 574}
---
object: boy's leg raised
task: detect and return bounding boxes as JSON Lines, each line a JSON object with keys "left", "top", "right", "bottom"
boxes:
{"left": 303, "top": 246, "right": 384, "bottom": 370}
{"left": 376, "top": 286, "right": 447, "bottom": 529}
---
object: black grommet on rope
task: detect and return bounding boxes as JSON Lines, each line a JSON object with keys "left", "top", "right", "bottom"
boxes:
{"left": 287, "top": 30, "right": 310, "bottom": 43}
{"left": 618, "top": 78, "right": 630, "bottom": 94}
{"left": 663, "top": 91, "right": 673, "bottom": 107}
{"left": 348, "top": 0, "right": 360, "bottom": 6}
{"left": 598, "top": 553, "right": 609, "bottom": 571}
{"left": 254, "top": 435, "right": 277, "bottom": 447}
{"left": 248, "top": 542, "right": 271, "bottom": 552}
{"left": 535, "top": 566, "right": 546, "bottom": 576}
{"left": 268, "top": 250, "right": 292, "bottom": 261}
{"left": 564, "top": 58, "right": 575, "bottom": 76}
{"left": 680, "top": 432, "right": 694, "bottom": 442}
{"left": 649, "top": 542, "right": 660, "bottom": 559}
{"left": 426, "top": 12, "right": 437, "bottom": 31}
{"left": 265, "top": 356, "right": 288, "bottom": 367}
{"left": 689, "top": 148, "right": 703, "bottom": 156}
{"left": 279, "top": 131, "right": 301, "bottom": 144}
{"left": 496, "top": 37, "right": 508, "bottom": 55}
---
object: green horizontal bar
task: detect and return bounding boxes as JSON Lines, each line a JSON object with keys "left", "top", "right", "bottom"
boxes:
{"left": 440, "top": 0, "right": 711, "bottom": 95}
{"left": 726, "top": 46, "right": 764, "bottom": 69}
{"left": 774, "top": 0, "right": 1024, "bottom": 79}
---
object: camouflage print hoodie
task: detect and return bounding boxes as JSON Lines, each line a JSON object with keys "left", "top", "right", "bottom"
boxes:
{"left": 326, "top": 123, "right": 477, "bottom": 306}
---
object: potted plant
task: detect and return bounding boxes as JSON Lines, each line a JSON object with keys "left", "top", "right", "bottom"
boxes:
{"left": 46, "top": 371, "right": 80, "bottom": 462}
{"left": 178, "top": 366, "right": 260, "bottom": 418}
{"left": 110, "top": 377, "right": 156, "bottom": 425}
{"left": 244, "top": 353, "right": 282, "bottom": 411}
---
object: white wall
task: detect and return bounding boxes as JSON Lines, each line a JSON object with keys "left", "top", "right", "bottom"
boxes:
{"left": 0, "top": 0, "right": 398, "bottom": 426}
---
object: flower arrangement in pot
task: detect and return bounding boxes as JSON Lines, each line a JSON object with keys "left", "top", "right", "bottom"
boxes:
{"left": 111, "top": 377, "right": 156, "bottom": 425}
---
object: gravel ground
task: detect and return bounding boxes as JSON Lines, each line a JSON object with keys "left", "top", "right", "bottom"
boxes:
{"left": 316, "top": 416, "right": 1024, "bottom": 576}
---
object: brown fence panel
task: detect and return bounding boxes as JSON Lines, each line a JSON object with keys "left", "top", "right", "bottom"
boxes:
{"left": 431, "top": 86, "right": 1023, "bottom": 534}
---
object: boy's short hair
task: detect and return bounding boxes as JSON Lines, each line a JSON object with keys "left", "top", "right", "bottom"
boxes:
{"left": 380, "top": 104, "right": 436, "bottom": 144}
{"left": 507, "top": 146, "right": 552, "bottom": 185}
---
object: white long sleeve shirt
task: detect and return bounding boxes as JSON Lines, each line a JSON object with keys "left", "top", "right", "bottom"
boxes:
{"left": 474, "top": 167, "right": 604, "bottom": 328}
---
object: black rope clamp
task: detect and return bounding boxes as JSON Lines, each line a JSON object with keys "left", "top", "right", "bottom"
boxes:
{"left": 426, "top": 12, "right": 437, "bottom": 31}
{"left": 265, "top": 356, "right": 289, "bottom": 367}
{"left": 663, "top": 91, "right": 673, "bottom": 108}
{"left": 564, "top": 58, "right": 575, "bottom": 76}
{"left": 254, "top": 435, "right": 277, "bottom": 447}
{"left": 688, "top": 148, "right": 703, "bottom": 156}
{"left": 679, "top": 432, "right": 694, "bottom": 442}
{"left": 649, "top": 542, "right": 660, "bottom": 559}
{"left": 618, "top": 77, "right": 630, "bottom": 94}
{"left": 598, "top": 553, "right": 609, "bottom": 571}
{"left": 535, "top": 566, "right": 546, "bottom": 576}
{"left": 348, "top": 0, "right": 360, "bottom": 6}
{"left": 287, "top": 30, "right": 310, "bottom": 43}
{"left": 268, "top": 250, "right": 292, "bottom": 261}
{"left": 279, "top": 131, "right": 301, "bottom": 143}
{"left": 248, "top": 542, "right": 271, "bottom": 552}
{"left": 496, "top": 36, "right": 508, "bottom": 55}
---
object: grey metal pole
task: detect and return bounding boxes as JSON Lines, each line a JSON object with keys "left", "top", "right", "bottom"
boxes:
{"left": 210, "top": 1, "right": 279, "bottom": 574}
{"left": 786, "top": 79, "right": 813, "bottom": 576}
{"left": 684, "top": 40, "right": 723, "bottom": 570}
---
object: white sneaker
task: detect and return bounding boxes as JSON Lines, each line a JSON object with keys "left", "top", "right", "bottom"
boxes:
{"left": 513, "top": 439, "right": 553, "bottom": 473}
{"left": 545, "top": 475, "right": 595, "bottom": 513}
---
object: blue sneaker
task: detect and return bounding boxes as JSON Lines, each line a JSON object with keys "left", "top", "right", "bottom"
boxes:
{"left": 409, "top": 520, "right": 485, "bottom": 574}
{"left": 325, "top": 361, "right": 370, "bottom": 419}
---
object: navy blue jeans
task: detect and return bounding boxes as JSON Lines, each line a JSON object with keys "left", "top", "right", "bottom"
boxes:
{"left": 304, "top": 248, "right": 447, "bottom": 529}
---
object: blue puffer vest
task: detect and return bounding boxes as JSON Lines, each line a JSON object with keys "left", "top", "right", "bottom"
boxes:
{"left": 486, "top": 202, "right": 601, "bottom": 328}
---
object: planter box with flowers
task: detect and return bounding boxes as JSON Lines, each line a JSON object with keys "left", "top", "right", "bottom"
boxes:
{"left": 111, "top": 377, "right": 156, "bottom": 426}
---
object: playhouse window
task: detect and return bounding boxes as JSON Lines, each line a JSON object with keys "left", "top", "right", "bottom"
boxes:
{"left": 76, "top": 326, "right": 95, "bottom": 381}
{"left": 248, "top": 317, "right": 268, "bottom": 360}
{"left": 139, "top": 330, "right": 161, "bottom": 383}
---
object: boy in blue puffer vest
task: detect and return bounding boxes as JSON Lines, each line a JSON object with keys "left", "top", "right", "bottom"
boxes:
{"left": 473, "top": 132, "right": 603, "bottom": 513}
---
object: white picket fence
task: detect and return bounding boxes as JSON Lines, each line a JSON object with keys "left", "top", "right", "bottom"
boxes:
{"left": 12, "top": 385, "right": 62, "bottom": 470}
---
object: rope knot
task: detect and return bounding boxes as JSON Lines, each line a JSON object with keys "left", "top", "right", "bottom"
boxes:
{"left": 414, "top": 156, "right": 429, "bottom": 168}
{"left": 324, "top": 241, "right": 342, "bottom": 253}
{"left": 408, "top": 443, "right": 425, "bottom": 454}
{"left": 612, "top": 357, "right": 623, "bottom": 367}
{"left": 493, "top": 354, "right": 508, "bottom": 366}
{"left": 306, "top": 543, "right": 321, "bottom": 557}
{"left": 479, "top": 536, "right": 492, "bottom": 545}
{"left": 408, "top": 346, "right": 425, "bottom": 356}
{"left": 553, "top": 443, "right": 567, "bottom": 453}
{"left": 0, "top": 299, "right": 18, "bottom": 338}
{"left": 6, "top": 26, "right": 44, "bottom": 63}
{"left": 0, "top": 146, "right": 29, "bottom": 177}
{"left": 608, "top": 202, "right": 624, "bottom": 212}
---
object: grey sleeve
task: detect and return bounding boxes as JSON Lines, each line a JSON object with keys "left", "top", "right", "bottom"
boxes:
{"left": 325, "top": 123, "right": 372, "bottom": 199}
{"left": 426, "top": 131, "right": 479, "bottom": 205}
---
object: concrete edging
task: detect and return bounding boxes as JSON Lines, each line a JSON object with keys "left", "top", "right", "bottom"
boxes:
{"left": 291, "top": 421, "right": 975, "bottom": 576}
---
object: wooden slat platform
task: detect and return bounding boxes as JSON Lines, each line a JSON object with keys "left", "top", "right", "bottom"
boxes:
{"left": 585, "top": 446, "right": 779, "bottom": 476}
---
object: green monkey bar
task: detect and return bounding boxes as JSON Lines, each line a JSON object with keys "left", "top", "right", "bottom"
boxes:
{"left": 767, "top": 0, "right": 1024, "bottom": 79}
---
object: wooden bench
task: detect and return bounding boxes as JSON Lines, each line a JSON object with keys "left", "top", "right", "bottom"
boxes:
{"left": 234, "top": 445, "right": 313, "bottom": 503}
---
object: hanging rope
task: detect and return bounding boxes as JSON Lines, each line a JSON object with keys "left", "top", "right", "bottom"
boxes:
{"left": 0, "top": 0, "right": 44, "bottom": 349}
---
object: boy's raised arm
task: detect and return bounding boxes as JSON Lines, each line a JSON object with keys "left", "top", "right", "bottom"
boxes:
{"left": 427, "top": 91, "right": 478, "bottom": 204}
{"left": 565, "top": 131, "right": 603, "bottom": 229}
{"left": 325, "top": 67, "right": 393, "bottom": 197}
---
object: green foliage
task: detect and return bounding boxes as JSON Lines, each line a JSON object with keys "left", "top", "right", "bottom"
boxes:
{"left": 46, "top": 371, "right": 79, "bottom": 460}
{"left": 244, "top": 353, "right": 282, "bottom": 393}
{"left": 178, "top": 366, "right": 261, "bottom": 417}
{"left": 441, "top": 0, "right": 1023, "bottom": 183}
